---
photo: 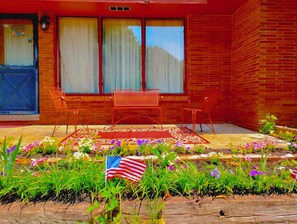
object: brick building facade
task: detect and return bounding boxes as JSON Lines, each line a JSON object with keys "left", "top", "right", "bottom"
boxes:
{"left": 0, "top": 0, "right": 296, "bottom": 130}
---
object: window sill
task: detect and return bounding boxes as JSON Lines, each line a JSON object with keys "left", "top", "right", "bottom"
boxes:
{"left": 0, "top": 115, "right": 40, "bottom": 121}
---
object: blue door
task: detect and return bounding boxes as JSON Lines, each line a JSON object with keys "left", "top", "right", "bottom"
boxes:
{"left": 0, "top": 67, "right": 38, "bottom": 114}
{"left": 0, "top": 15, "right": 38, "bottom": 115}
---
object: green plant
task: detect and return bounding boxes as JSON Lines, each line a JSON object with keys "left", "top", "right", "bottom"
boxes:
{"left": 1, "top": 136, "right": 22, "bottom": 177}
{"left": 151, "top": 144, "right": 177, "bottom": 168}
{"left": 87, "top": 182, "right": 124, "bottom": 223}
{"left": 278, "top": 131, "right": 297, "bottom": 153}
{"left": 259, "top": 113, "right": 278, "bottom": 134}
{"left": 192, "top": 145, "right": 206, "bottom": 154}
{"left": 278, "top": 131, "right": 295, "bottom": 142}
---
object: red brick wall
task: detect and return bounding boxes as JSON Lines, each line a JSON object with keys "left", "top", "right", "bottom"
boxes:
{"left": 186, "top": 15, "right": 233, "bottom": 124}
{"left": 232, "top": 0, "right": 297, "bottom": 130}
{"left": 258, "top": 0, "right": 297, "bottom": 128}
{"left": 37, "top": 0, "right": 297, "bottom": 129}
{"left": 232, "top": 0, "right": 261, "bottom": 130}
{"left": 38, "top": 14, "right": 57, "bottom": 125}
{"left": 37, "top": 14, "right": 233, "bottom": 126}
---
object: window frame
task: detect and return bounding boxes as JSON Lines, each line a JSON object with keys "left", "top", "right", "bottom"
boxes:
{"left": 57, "top": 16, "right": 186, "bottom": 96}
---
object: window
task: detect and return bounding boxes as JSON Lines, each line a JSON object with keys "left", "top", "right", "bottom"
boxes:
{"left": 102, "top": 19, "right": 142, "bottom": 93}
{"left": 59, "top": 17, "right": 99, "bottom": 94}
{"left": 146, "top": 19, "right": 184, "bottom": 94}
{"left": 0, "top": 19, "right": 34, "bottom": 66}
{"left": 58, "top": 17, "right": 184, "bottom": 94}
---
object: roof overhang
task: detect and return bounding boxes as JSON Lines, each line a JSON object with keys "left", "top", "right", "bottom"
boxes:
{"left": 0, "top": 0, "right": 248, "bottom": 16}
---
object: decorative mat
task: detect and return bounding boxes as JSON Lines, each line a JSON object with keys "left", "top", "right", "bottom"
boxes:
{"left": 61, "top": 127, "right": 209, "bottom": 145}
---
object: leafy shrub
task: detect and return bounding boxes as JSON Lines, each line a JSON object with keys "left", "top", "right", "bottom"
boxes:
{"left": 259, "top": 113, "right": 278, "bottom": 134}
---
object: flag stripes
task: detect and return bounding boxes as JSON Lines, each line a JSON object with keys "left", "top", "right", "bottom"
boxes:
{"left": 290, "top": 168, "right": 297, "bottom": 180}
{"left": 106, "top": 156, "right": 146, "bottom": 182}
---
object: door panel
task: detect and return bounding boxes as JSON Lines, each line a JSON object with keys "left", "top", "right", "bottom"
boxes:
{"left": 0, "top": 67, "right": 38, "bottom": 114}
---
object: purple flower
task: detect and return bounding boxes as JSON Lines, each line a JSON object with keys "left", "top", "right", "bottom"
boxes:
{"left": 253, "top": 142, "right": 263, "bottom": 150}
{"left": 250, "top": 169, "right": 263, "bottom": 177}
{"left": 168, "top": 165, "right": 175, "bottom": 171}
{"left": 136, "top": 151, "right": 141, "bottom": 156}
{"left": 210, "top": 167, "right": 220, "bottom": 179}
{"left": 137, "top": 139, "right": 144, "bottom": 146}
{"left": 110, "top": 140, "right": 121, "bottom": 147}
{"left": 175, "top": 141, "right": 183, "bottom": 147}
{"left": 244, "top": 143, "right": 252, "bottom": 149}
{"left": 7, "top": 145, "right": 16, "bottom": 155}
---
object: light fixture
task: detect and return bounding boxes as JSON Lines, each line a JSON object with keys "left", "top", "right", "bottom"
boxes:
{"left": 39, "top": 15, "right": 50, "bottom": 31}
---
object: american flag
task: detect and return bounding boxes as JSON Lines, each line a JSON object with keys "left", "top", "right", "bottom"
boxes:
{"left": 290, "top": 168, "right": 297, "bottom": 180}
{"left": 106, "top": 156, "right": 146, "bottom": 182}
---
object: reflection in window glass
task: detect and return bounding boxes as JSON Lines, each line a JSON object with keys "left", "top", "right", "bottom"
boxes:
{"left": 0, "top": 20, "right": 34, "bottom": 66}
{"left": 146, "top": 19, "right": 184, "bottom": 93}
{"left": 102, "top": 18, "right": 142, "bottom": 93}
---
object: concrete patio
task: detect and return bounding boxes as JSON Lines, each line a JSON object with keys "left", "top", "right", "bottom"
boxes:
{"left": 0, "top": 123, "right": 287, "bottom": 150}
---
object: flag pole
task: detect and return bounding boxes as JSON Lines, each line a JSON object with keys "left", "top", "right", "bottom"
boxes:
{"left": 292, "top": 180, "right": 296, "bottom": 193}
{"left": 105, "top": 156, "right": 107, "bottom": 187}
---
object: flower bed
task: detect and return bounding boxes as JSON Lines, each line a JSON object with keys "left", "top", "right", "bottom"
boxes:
{"left": 0, "top": 127, "right": 297, "bottom": 223}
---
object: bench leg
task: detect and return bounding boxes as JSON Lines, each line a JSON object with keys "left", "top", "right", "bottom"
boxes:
{"left": 159, "top": 108, "right": 163, "bottom": 129}
{"left": 111, "top": 108, "right": 115, "bottom": 130}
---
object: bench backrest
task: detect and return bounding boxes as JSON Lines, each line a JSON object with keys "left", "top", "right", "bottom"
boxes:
{"left": 113, "top": 90, "right": 160, "bottom": 107}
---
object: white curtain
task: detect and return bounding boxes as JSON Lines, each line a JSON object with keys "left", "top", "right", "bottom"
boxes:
{"left": 102, "top": 19, "right": 142, "bottom": 93}
{"left": 59, "top": 17, "right": 98, "bottom": 93}
{"left": 146, "top": 20, "right": 184, "bottom": 93}
{"left": 4, "top": 24, "right": 34, "bottom": 66}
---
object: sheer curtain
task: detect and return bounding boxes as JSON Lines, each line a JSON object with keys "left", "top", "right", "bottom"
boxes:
{"left": 102, "top": 19, "right": 142, "bottom": 93}
{"left": 59, "top": 17, "right": 98, "bottom": 93}
{"left": 146, "top": 20, "right": 184, "bottom": 93}
{"left": 4, "top": 24, "right": 33, "bottom": 66}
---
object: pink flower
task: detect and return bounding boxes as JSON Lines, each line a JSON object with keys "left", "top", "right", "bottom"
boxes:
{"left": 168, "top": 165, "right": 175, "bottom": 171}
{"left": 30, "top": 158, "right": 48, "bottom": 167}
{"left": 245, "top": 155, "right": 252, "bottom": 162}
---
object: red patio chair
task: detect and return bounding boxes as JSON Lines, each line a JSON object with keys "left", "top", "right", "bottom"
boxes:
{"left": 182, "top": 90, "right": 221, "bottom": 134}
{"left": 45, "top": 87, "right": 88, "bottom": 136}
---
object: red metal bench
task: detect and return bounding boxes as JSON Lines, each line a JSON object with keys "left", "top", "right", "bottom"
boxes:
{"left": 111, "top": 89, "right": 163, "bottom": 128}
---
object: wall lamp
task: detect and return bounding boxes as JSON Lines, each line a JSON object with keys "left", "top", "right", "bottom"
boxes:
{"left": 39, "top": 15, "right": 50, "bottom": 31}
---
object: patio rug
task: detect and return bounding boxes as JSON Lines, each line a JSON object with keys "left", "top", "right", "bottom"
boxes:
{"left": 61, "top": 127, "right": 209, "bottom": 145}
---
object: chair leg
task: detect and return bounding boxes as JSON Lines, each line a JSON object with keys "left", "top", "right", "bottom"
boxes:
{"left": 52, "top": 112, "right": 61, "bottom": 137}
{"left": 73, "top": 111, "right": 78, "bottom": 133}
{"left": 207, "top": 112, "right": 215, "bottom": 134}
{"left": 159, "top": 108, "right": 163, "bottom": 129}
{"left": 85, "top": 111, "right": 89, "bottom": 131}
{"left": 66, "top": 112, "right": 70, "bottom": 134}
{"left": 111, "top": 108, "right": 115, "bottom": 130}
{"left": 191, "top": 110, "right": 197, "bottom": 133}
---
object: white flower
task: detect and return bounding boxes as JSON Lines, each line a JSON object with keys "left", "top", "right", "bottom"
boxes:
{"left": 73, "top": 151, "right": 89, "bottom": 160}
{"left": 41, "top": 136, "right": 55, "bottom": 146}
{"left": 206, "top": 151, "right": 223, "bottom": 158}
{"left": 78, "top": 137, "right": 93, "bottom": 149}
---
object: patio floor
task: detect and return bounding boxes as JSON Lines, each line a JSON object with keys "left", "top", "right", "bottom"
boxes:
{"left": 0, "top": 123, "right": 287, "bottom": 150}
